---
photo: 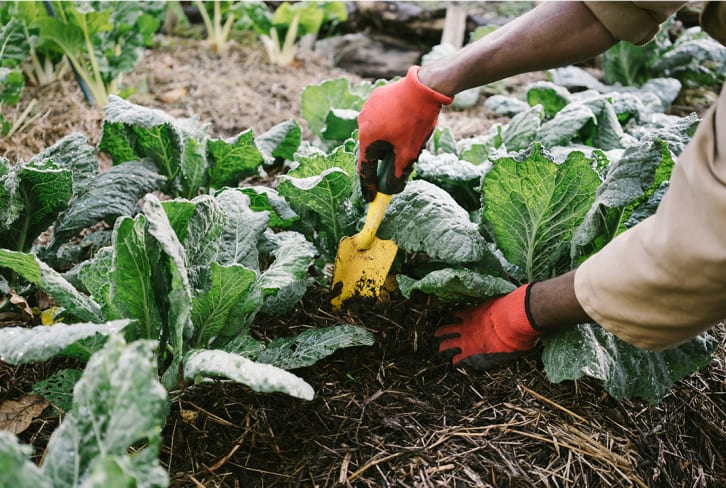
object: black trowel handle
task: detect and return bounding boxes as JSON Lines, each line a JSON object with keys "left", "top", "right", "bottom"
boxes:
{"left": 376, "top": 152, "right": 396, "bottom": 195}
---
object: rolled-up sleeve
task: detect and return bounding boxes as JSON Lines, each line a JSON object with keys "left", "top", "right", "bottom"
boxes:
{"left": 583, "top": 1, "right": 685, "bottom": 45}
{"left": 574, "top": 83, "right": 726, "bottom": 351}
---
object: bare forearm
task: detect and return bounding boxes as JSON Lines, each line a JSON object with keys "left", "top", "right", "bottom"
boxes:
{"left": 529, "top": 270, "right": 591, "bottom": 330}
{"left": 418, "top": 1, "right": 616, "bottom": 96}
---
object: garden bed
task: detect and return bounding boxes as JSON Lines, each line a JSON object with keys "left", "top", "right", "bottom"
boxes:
{"left": 1, "top": 15, "right": 725, "bottom": 488}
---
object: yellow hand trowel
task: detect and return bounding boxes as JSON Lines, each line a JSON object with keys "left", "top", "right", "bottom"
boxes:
{"left": 331, "top": 154, "right": 399, "bottom": 310}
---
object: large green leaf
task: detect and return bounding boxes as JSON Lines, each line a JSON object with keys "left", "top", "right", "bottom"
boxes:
{"left": 0, "top": 431, "right": 50, "bottom": 488}
{"left": 0, "top": 320, "right": 130, "bottom": 364}
{"left": 379, "top": 180, "right": 489, "bottom": 264}
{"left": 191, "top": 262, "right": 257, "bottom": 348}
{"left": 542, "top": 324, "right": 717, "bottom": 404}
{"left": 239, "top": 186, "right": 300, "bottom": 229}
{"left": 256, "top": 119, "right": 302, "bottom": 164}
{"left": 29, "top": 133, "right": 98, "bottom": 196}
{"left": 40, "top": 336, "right": 168, "bottom": 488}
{"left": 214, "top": 189, "right": 270, "bottom": 272}
{"left": 0, "top": 249, "right": 103, "bottom": 322}
{"left": 482, "top": 144, "right": 600, "bottom": 281}
{"left": 257, "top": 230, "right": 316, "bottom": 315}
{"left": 257, "top": 324, "right": 375, "bottom": 370}
{"left": 141, "top": 194, "right": 193, "bottom": 388}
{"left": 397, "top": 268, "right": 516, "bottom": 302}
{"left": 110, "top": 216, "right": 163, "bottom": 340}
{"left": 52, "top": 160, "right": 165, "bottom": 244}
{"left": 183, "top": 349, "right": 315, "bottom": 400}
{"left": 206, "top": 129, "right": 264, "bottom": 188}
{"left": 0, "top": 158, "right": 73, "bottom": 252}
{"left": 99, "top": 96, "right": 184, "bottom": 181}
{"left": 300, "top": 77, "right": 364, "bottom": 139}
{"left": 169, "top": 195, "right": 226, "bottom": 290}
{"left": 571, "top": 137, "right": 667, "bottom": 262}
{"left": 277, "top": 165, "right": 356, "bottom": 259}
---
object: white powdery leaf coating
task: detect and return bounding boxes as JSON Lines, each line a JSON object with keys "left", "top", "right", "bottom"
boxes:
{"left": 184, "top": 349, "right": 315, "bottom": 401}
{"left": 380, "top": 180, "right": 487, "bottom": 264}
{"left": 0, "top": 320, "right": 131, "bottom": 364}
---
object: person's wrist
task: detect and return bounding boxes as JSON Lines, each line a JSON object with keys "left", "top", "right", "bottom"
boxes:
{"left": 407, "top": 66, "right": 454, "bottom": 105}
{"left": 416, "top": 64, "right": 457, "bottom": 99}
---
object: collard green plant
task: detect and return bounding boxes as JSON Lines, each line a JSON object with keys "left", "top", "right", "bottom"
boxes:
{"left": 602, "top": 19, "right": 725, "bottom": 89}
{"left": 0, "top": 335, "right": 169, "bottom": 488}
{"left": 31, "top": 1, "right": 164, "bottom": 107}
{"left": 0, "top": 132, "right": 166, "bottom": 274}
{"left": 99, "top": 96, "right": 301, "bottom": 198}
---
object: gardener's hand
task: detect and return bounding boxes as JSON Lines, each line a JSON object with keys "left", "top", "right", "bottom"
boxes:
{"left": 435, "top": 284, "right": 543, "bottom": 371}
{"left": 357, "top": 66, "right": 453, "bottom": 202}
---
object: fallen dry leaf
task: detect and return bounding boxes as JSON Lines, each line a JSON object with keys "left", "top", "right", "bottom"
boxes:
{"left": 158, "top": 87, "right": 188, "bottom": 103}
{"left": 9, "top": 290, "right": 33, "bottom": 321}
{"left": 0, "top": 395, "right": 50, "bottom": 435}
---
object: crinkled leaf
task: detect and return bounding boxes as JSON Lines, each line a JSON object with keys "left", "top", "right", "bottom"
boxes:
{"left": 414, "top": 150, "right": 489, "bottom": 189}
{"left": 142, "top": 195, "right": 193, "bottom": 388}
{"left": 110, "top": 216, "right": 163, "bottom": 340}
{"left": 183, "top": 349, "right": 315, "bottom": 400}
{"left": 397, "top": 268, "right": 516, "bottom": 302}
{"left": 171, "top": 195, "right": 226, "bottom": 290}
{"left": 191, "top": 262, "right": 257, "bottom": 348}
{"left": 378, "top": 180, "right": 488, "bottom": 264}
{"left": 0, "top": 158, "right": 73, "bottom": 252}
{"left": 542, "top": 324, "right": 717, "bottom": 404}
{"left": 32, "top": 368, "right": 84, "bottom": 414}
{"left": 215, "top": 188, "right": 269, "bottom": 272}
{"left": 300, "top": 77, "right": 365, "bottom": 139}
{"left": 571, "top": 137, "right": 667, "bottom": 261}
{"left": 29, "top": 132, "right": 98, "bottom": 196}
{"left": 99, "top": 96, "right": 183, "bottom": 181}
{"left": 239, "top": 186, "right": 300, "bottom": 229}
{"left": 258, "top": 231, "right": 316, "bottom": 315}
{"left": 501, "top": 105, "right": 542, "bottom": 151}
{"left": 0, "top": 18, "right": 30, "bottom": 68}
{"left": 206, "top": 129, "right": 263, "bottom": 188}
{"left": 536, "top": 102, "right": 597, "bottom": 148}
{"left": 0, "top": 320, "right": 130, "bottom": 364}
{"left": 483, "top": 144, "right": 600, "bottom": 281}
{"left": 52, "top": 160, "right": 165, "bottom": 244}
{"left": 256, "top": 119, "right": 302, "bottom": 164}
{"left": 40, "top": 336, "right": 168, "bottom": 488}
{"left": 526, "top": 81, "right": 571, "bottom": 117}
{"left": 286, "top": 144, "right": 356, "bottom": 178}
{"left": 78, "top": 247, "right": 120, "bottom": 319}
{"left": 257, "top": 324, "right": 375, "bottom": 370}
{"left": 0, "top": 249, "right": 103, "bottom": 322}
{"left": 0, "top": 431, "right": 51, "bottom": 488}
{"left": 277, "top": 167, "right": 356, "bottom": 259}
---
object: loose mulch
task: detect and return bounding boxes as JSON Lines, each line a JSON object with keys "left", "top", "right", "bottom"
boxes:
{"left": 1, "top": 32, "right": 725, "bottom": 488}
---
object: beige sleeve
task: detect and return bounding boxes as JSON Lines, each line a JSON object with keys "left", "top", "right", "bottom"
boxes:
{"left": 574, "top": 82, "right": 726, "bottom": 351}
{"left": 583, "top": 1, "right": 686, "bottom": 45}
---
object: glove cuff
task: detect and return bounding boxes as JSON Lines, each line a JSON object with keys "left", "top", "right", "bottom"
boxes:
{"left": 406, "top": 66, "right": 455, "bottom": 106}
{"left": 495, "top": 284, "right": 542, "bottom": 351}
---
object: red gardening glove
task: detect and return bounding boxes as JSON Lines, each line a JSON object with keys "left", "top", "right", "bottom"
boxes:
{"left": 435, "top": 284, "right": 543, "bottom": 371}
{"left": 357, "top": 65, "right": 453, "bottom": 201}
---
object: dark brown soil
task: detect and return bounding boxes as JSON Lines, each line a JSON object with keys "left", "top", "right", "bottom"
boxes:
{"left": 1, "top": 30, "right": 725, "bottom": 488}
